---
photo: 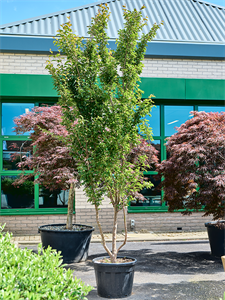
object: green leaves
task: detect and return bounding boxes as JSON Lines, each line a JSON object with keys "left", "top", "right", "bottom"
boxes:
{"left": 0, "top": 226, "right": 92, "bottom": 300}
{"left": 45, "top": 3, "right": 162, "bottom": 207}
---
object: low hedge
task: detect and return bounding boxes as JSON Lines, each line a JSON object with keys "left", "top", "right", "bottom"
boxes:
{"left": 0, "top": 225, "right": 92, "bottom": 300}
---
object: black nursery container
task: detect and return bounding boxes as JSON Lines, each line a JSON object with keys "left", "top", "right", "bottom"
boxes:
{"left": 93, "top": 256, "right": 137, "bottom": 298}
{"left": 205, "top": 221, "right": 225, "bottom": 257}
{"left": 38, "top": 223, "right": 94, "bottom": 264}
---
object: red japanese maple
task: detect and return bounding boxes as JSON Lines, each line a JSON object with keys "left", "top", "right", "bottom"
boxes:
{"left": 14, "top": 105, "right": 78, "bottom": 229}
{"left": 157, "top": 111, "right": 225, "bottom": 220}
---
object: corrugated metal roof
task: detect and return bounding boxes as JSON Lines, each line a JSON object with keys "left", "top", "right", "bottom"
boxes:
{"left": 0, "top": 0, "right": 224, "bottom": 43}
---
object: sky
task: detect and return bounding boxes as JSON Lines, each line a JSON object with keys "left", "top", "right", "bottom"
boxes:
{"left": 0, "top": 0, "right": 225, "bottom": 26}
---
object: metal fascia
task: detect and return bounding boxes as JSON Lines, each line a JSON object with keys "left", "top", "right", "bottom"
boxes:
{"left": 0, "top": 36, "right": 224, "bottom": 60}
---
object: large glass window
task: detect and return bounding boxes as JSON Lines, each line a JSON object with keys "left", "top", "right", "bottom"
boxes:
{"left": 131, "top": 104, "right": 201, "bottom": 211}
{"left": 0, "top": 102, "right": 69, "bottom": 214}
{"left": 1, "top": 176, "right": 34, "bottom": 209}
{"left": 165, "top": 106, "right": 193, "bottom": 136}
{"left": 3, "top": 140, "right": 32, "bottom": 171}
{"left": 2, "top": 103, "right": 34, "bottom": 135}
{"left": 198, "top": 106, "right": 225, "bottom": 113}
{"left": 144, "top": 105, "right": 160, "bottom": 136}
{"left": 131, "top": 104, "right": 225, "bottom": 211}
{"left": 39, "top": 187, "right": 69, "bottom": 208}
{"left": 147, "top": 140, "right": 161, "bottom": 171}
{"left": 0, "top": 102, "right": 224, "bottom": 214}
{"left": 130, "top": 175, "right": 161, "bottom": 207}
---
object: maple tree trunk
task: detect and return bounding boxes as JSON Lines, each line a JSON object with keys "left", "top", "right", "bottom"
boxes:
{"left": 111, "top": 206, "right": 118, "bottom": 263}
{"left": 117, "top": 200, "right": 128, "bottom": 254}
{"left": 66, "top": 183, "right": 75, "bottom": 230}
{"left": 94, "top": 203, "right": 113, "bottom": 259}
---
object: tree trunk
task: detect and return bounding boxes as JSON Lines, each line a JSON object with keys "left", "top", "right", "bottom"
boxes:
{"left": 117, "top": 200, "right": 128, "bottom": 253}
{"left": 66, "top": 183, "right": 75, "bottom": 230}
{"left": 111, "top": 205, "right": 118, "bottom": 263}
{"left": 94, "top": 203, "right": 113, "bottom": 259}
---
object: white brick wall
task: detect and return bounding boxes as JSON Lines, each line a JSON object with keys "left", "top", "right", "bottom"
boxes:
{"left": 0, "top": 53, "right": 50, "bottom": 74}
{"left": 0, "top": 214, "right": 70, "bottom": 235}
{"left": 75, "top": 187, "right": 113, "bottom": 209}
{"left": 127, "top": 212, "right": 212, "bottom": 232}
{"left": 0, "top": 53, "right": 224, "bottom": 79}
{"left": 141, "top": 58, "right": 225, "bottom": 79}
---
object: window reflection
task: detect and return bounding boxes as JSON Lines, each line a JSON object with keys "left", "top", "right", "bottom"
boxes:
{"left": 1, "top": 176, "right": 34, "bottom": 209}
{"left": 147, "top": 140, "right": 161, "bottom": 171}
{"left": 3, "top": 140, "right": 32, "bottom": 171}
{"left": 39, "top": 186, "right": 69, "bottom": 208}
{"left": 198, "top": 106, "right": 225, "bottom": 113}
{"left": 2, "top": 103, "right": 34, "bottom": 136}
{"left": 150, "top": 140, "right": 161, "bottom": 162}
{"left": 144, "top": 105, "right": 160, "bottom": 136}
{"left": 165, "top": 106, "right": 193, "bottom": 136}
{"left": 130, "top": 175, "right": 161, "bottom": 207}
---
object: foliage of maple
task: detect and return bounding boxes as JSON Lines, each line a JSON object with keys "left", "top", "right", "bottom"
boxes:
{"left": 14, "top": 105, "right": 78, "bottom": 229}
{"left": 14, "top": 105, "right": 78, "bottom": 190}
{"left": 157, "top": 111, "right": 225, "bottom": 220}
{"left": 46, "top": 4, "right": 162, "bottom": 262}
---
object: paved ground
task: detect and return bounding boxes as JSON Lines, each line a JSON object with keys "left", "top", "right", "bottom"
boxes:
{"left": 12, "top": 230, "right": 209, "bottom": 244}
{"left": 17, "top": 231, "right": 225, "bottom": 300}
{"left": 67, "top": 240, "right": 225, "bottom": 300}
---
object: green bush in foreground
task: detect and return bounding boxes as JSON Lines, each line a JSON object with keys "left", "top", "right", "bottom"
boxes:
{"left": 0, "top": 225, "right": 92, "bottom": 300}
{"left": 220, "top": 292, "right": 225, "bottom": 300}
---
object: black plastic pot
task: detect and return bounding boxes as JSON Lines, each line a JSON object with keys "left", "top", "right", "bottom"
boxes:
{"left": 205, "top": 221, "right": 225, "bottom": 257}
{"left": 38, "top": 223, "right": 94, "bottom": 264}
{"left": 93, "top": 256, "right": 137, "bottom": 298}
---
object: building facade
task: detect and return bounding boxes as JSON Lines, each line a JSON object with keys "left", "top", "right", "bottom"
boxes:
{"left": 0, "top": 0, "right": 224, "bottom": 234}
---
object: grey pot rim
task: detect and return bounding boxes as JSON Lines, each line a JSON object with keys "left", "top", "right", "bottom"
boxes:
{"left": 93, "top": 256, "right": 137, "bottom": 266}
{"left": 38, "top": 223, "right": 95, "bottom": 233}
{"left": 205, "top": 220, "right": 225, "bottom": 228}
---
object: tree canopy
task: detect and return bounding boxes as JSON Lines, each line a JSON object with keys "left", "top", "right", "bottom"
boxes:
{"left": 46, "top": 4, "right": 162, "bottom": 262}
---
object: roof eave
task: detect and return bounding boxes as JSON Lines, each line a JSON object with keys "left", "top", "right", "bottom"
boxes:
{"left": 0, "top": 35, "right": 224, "bottom": 60}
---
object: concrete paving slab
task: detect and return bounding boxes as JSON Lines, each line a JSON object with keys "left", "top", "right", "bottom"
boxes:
{"left": 12, "top": 231, "right": 209, "bottom": 245}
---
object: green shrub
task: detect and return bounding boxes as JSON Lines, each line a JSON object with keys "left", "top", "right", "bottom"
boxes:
{"left": 0, "top": 225, "right": 92, "bottom": 300}
{"left": 220, "top": 292, "right": 225, "bottom": 300}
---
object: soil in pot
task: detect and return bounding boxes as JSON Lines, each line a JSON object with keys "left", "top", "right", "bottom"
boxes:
{"left": 205, "top": 221, "right": 225, "bottom": 257}
{"left": 93, "top": 256, "right": 137, "bottom": 299}
{"left": 38, "top": 223, "right": 94, "bottom": 264}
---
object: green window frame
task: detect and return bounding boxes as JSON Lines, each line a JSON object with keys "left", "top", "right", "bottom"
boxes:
{"left": 0, "top": 100, "right": 72, "bottom": 216}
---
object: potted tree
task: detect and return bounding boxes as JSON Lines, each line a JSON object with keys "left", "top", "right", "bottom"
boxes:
{"left": 14, "top": 105, "right": 95, "bottom": 263}
{"left": 157, "top": 111, "right": 225, "bottom": 257}
{"left": 46, "top": 4, "right": 161, "bottom": 298}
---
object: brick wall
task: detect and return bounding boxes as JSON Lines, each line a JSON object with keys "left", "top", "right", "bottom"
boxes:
{"left": 0, "top": 211, "right": 213, "bottom": 235}
{"left": 0, "top": 214, "right": 71, "bottom": 235}
{"left": 127, "top": 212, "right": 213, "bottom": 232}
{"left": 141, "top": 58, "right": 225, "bottom": 79}
{"left": 75, "top": 187, "right": 125, "bottom": 233}
{"left": 0, "top": 53, "right": 224, "bottom": 79}
{"left": 75, "top": 208, "right": 125, "bottom": 233}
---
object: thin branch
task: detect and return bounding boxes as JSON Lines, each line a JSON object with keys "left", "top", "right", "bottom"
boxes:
{"left": 94, "top": 203, "right": 112, "bottom": 258}
{"left": 117, "top": 198, "right": 128, "bottom": 253}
